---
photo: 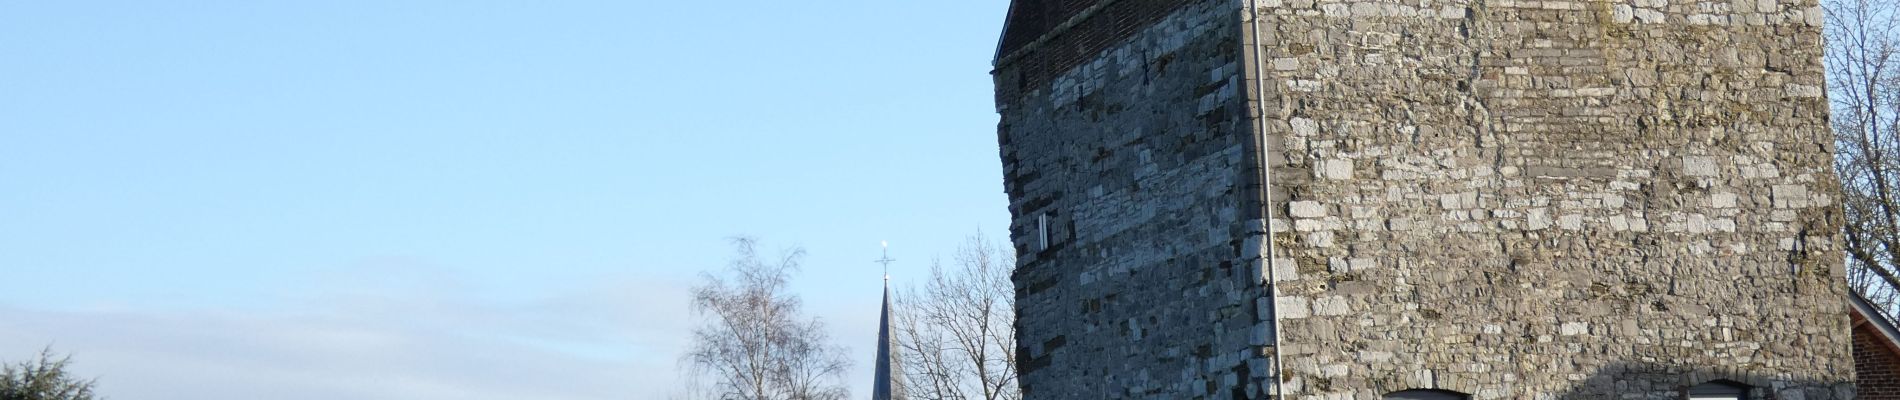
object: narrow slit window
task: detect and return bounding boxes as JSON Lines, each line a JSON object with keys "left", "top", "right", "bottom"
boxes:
{"left": 1037, "top": 214, "right": 1050, "bottom": 251}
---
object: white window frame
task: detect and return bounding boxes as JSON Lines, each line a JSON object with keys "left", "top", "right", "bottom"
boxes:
{"left": 1036, "top": 214, "right": 1050, "bottom": 251}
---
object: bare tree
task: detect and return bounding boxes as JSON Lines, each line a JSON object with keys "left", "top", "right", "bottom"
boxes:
{"left": 0, "top": 347, "right": 99, "bottom": 400}
{"left": 1828, "top": 0, "right": 1900, "bottom": 318}
{"left": 686, "top": 237, "right": 851, "bottom": 400}
{"left": 893, "top": 233, "right": 1020, "bottom": 400}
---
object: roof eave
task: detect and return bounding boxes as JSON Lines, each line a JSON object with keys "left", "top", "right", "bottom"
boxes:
{"left": 1850, "top": 291, "right": 1900, "bottom": 355}
{"left": 993, "top": 0, "right": 1020, "bottom": 67}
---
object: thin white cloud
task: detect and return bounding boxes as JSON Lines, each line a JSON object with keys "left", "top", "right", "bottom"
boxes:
{"left": 0, "top": 268, "right": 699, "bottom": 400}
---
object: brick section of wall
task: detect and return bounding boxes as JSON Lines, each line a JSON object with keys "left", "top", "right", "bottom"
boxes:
{"left": 996, "top": 0, "right": 1104, "bottom": 59}
{"left": 993, "top": 1, "right": 1272, "bottom": 398}
{"left": 1247, "top": 0, "right": 1854, "bottom": 397}
{"left": 993, "top": 0, "right": 1196, "bottom": 108}
{"left": 1856, "top": 317, "right": 1900, "bottom": 399}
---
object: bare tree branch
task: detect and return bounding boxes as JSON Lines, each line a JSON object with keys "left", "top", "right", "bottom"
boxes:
{"left": 1829, "top": 0, "right": 1900, "bottom": 321}
{"left": 685, "top": 237, "right": 852, "bottom": 400}
{"left": 894, "top": 233, "right": 1021, "bottom": 400}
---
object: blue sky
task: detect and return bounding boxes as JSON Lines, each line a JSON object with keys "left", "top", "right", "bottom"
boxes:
{"left": 0, "top": 1, "right": 1011, "bottom": 398}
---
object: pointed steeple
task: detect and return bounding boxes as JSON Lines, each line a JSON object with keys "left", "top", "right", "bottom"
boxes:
{"left": 872, "top": 243, "right": 905, "bottom": 400}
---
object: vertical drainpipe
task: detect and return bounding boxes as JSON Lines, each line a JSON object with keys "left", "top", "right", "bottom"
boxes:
{"left": 1241, "top": 0, "right": 1288, "bottom": 398}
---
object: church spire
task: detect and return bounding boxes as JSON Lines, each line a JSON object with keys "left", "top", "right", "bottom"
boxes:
{"left": 871, "top": 242, "right": 905, "bottom": 400}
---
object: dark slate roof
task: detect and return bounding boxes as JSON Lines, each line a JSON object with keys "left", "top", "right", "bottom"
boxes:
{"left": 871, "top": 284, "right": 904, "bottom": 400}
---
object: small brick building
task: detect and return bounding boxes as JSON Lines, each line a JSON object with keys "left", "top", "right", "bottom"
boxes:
{"left": 1854, "top": 294, "right": 1900, "bottom": 399}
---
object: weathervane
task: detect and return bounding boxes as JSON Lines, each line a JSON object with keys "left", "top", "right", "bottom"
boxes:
{"left": 875, "top": 241, "right": 895, "bottom": 282}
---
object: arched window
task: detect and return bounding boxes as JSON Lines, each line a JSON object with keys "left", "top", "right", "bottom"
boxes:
{"left": 1384, "top": 389, "right": 1470, "bottom": 400}
{"left": 1687, "top": 380, "right": 1750, "bottom": 400}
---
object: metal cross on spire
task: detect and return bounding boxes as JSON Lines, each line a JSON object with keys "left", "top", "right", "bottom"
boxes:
{"left": 875, "top": 240, "right": 895, "bottom": 282}
{"left": 870, "top": 240, "right": 906, "bottom": 400}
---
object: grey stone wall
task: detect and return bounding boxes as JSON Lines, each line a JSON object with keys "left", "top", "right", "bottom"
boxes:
{"left": 1246, "top": 0, "right": 1852, "bottom": 397}
{"left": 995, "top": 1, "right": 1272, "bottom": 398}
{"left": 993, "top": 0, "right": 1852, "bottom": 397}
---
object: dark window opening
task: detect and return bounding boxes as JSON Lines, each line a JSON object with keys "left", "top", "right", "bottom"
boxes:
{"left": 1384, "top": 389, "right": 1470, "bottom": 400}
{"left": 1688, "top": 380, "right": 1750, "bottom": 399}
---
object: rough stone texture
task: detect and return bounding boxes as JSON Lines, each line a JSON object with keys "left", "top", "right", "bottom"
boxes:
{"left": 1248, "top": 0, "right": 1851, "bottom": 397}
{"left": 993, "top": 0, "right": 1853, "bottom": 398}
{"left": 995, "top": 1, "right": 1269, "bottom": 398}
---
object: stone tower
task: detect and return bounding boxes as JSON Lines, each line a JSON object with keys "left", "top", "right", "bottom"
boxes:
{"left": 990, "top": 0, "right": 1852, "bottom": 399}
